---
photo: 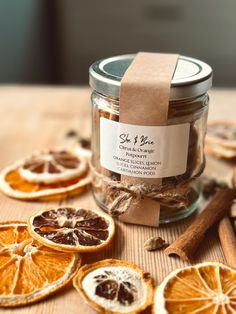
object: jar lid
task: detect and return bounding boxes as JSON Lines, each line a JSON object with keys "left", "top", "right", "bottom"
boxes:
{"left": 89, "top": 54, "right": 213, "bottom": 100}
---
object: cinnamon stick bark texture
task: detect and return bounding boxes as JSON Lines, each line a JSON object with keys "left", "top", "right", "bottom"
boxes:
{"left": 218, "top": 216, "right": 236, "bottom": 269}
{"left": 164, "top": 189, "right": 236, "bottom": 261}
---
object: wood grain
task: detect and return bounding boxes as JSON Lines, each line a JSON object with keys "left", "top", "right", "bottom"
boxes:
{"left": 165, "top": 189, "right": 236, "bottom": 261}
{"left": 218, "top": 216, "right": 236, "bottom": 268}
{"left": 0, "top": 86, "right": 235, "bottom": 314}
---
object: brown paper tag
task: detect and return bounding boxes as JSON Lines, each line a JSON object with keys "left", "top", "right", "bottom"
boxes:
{"left": 119, "top": 52, "right": 179, "bottom": 227}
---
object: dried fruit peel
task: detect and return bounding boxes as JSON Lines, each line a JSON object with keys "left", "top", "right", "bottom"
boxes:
{"left": 153, "top": 261, "right": 236, "bottom": 314}
{"left": 205, "top": 143, "right": 236, "bottom": 159}
{"left": 28, "top": 207, "right": 115, "bottom": 252}
{"left": 0, "top": 161, "right": 91, "bottom": 201}
{"left": 0, "top": 221, "right": 81, "bottom": 307}
{"left": 73, "top": 259, "right": 153, "bottom": 314}
{"left": 19, "top": 149, "right": 88, "bottom": 184}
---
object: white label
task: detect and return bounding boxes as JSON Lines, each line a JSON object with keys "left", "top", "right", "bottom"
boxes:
{"left": 100, "top": 117, "right": 190, "bottom": 178}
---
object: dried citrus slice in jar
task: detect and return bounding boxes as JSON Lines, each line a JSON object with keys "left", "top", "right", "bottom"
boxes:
{"left": 0, "top": 221, "right": 81, "bottom": 307}
{"left": 153, "top": 261, "right": 236, "bottom": 314}
{"left": 0, "top": 149, "right": 91, "bottom": 200}
{"left": 28, "top": 207, "right": 115, "bottom": 252}
{"left": 73, "top": 259, "right": 153, "bottom": 314}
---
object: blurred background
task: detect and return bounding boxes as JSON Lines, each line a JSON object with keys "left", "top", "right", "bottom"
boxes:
{"left": 0, "top": 0, "right": 235, "bottom": 86}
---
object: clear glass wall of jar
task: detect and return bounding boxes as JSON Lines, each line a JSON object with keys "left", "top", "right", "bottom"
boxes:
{"left": 89, "top": 55, "right": 212, "bottom": 223}
{"left": 91, "top": 91, "right": 209, "bottom": 223}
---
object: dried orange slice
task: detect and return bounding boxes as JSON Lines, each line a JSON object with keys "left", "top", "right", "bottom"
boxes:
{"left": 0, "top": 149, "right": 91, "bottom": 201}
{"left": 73, "top": 259, "right": 153, "bottom": 314}
{"left": 28, "top": 207, "right": 115, "bottom": 252}
{"left": 205, "top": 143, "right": 236, "bottom": 159}
{"left": 19, "top": 149, "right": 87, "bottom": 184}
{"left": 153, "top": 261, "right": 236, "bottom": 314}
{"left": 206, "top": 121, "right": 236, "bottom": 149}
{"left": 0, "top": 221, "right": 81, "bottom": 307}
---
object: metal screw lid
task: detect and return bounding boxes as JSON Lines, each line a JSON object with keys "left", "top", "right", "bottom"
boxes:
{"left": 89, "top": 54, "right": 213, "bottom": 100}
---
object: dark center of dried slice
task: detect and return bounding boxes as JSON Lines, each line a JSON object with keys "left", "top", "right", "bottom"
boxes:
{"left": 23, "top": 150, "right": 80, "bottom": 174}
{"left": 19, "top": 149, "right": 88, "bottom": 184}
{"left": 51, "top": 150, "right": 80, "bottom": 169}
{"left": 86, "top": 268, "right": 140, "bottom": 307}
{"left": 94, "top": 272, "right": 137, "bottom": 305}
{"left": 32, "top": 208, "right": 110, "bottom": 247}
{"left": 79, "top": 138, "right": 91, "bottom": 150}
{"left": 95, "top": 280, "right": 118, "bottom": 300}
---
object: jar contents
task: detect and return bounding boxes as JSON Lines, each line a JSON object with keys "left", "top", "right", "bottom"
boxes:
{"left": 91, "top": 92, "right": 208, "bottom": 223}
{"left": 89, "top": 54, "right": 212, "bottom": 224}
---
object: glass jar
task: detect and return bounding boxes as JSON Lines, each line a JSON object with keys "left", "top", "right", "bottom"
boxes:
{"left": 89, "top": 55, "right": 212, "bottom": 224}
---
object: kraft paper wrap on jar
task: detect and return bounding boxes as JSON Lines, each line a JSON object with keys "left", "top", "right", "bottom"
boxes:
{"left": 89, "top": 52, "right": 213, "bottom": 227}
{"left": 118, "top": 53, "right": 178, "bottom": 226}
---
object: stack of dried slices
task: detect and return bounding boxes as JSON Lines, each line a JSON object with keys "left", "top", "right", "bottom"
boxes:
{"left": 0, "top": 206, "right": 115, "bottom": 307}
{"left": 0, "top": 149, "right": 236, "bottom": 313}
{"left": 0, "top": 207, "right": 235, "bottom": 313}
{"left": 74, "top": 260, "right": 236, "bottom": 314}
{"left": 205, "top": 121, "right": 236, "bottom": 159}
{"left": 0, "top": 149, "right": 91, "bottom": 200}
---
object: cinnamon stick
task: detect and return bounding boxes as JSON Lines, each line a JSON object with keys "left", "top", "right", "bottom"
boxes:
{"left": 164, "top": 188, "right": 236, "bottom": 261}
{"left": 218, "top": 216, "right": 236, "bottom": 269}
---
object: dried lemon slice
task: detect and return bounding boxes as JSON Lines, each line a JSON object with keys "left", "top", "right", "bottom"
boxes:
{"left": 73, "top": 259, "right": 153, "bottom": 314}
{"left": 153, "top": 261, "right": 236, "bottom": 314}
{"left": 0, "top": 221, "right": 81, "bottom": 307}
{"left": 0, "top": 150, "right": 91, "bottom": 201}
{"left": 28, "top": 207, "right": 115, "bottom": 252}
{"left": 19, "top": 149, "right": 87, "bottom": 184}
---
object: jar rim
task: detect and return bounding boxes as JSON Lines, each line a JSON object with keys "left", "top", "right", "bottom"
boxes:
{"left": 89, "top": 54, "right": 213, "bottom": 100}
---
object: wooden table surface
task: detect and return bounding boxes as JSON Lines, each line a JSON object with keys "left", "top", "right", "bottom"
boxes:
{"left": 0, "top": 86, "right": 235, "bottom": 314}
